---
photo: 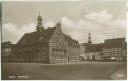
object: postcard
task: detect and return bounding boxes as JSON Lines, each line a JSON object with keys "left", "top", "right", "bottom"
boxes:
{"left": 1, "top": 0, "right": 127, "bottom": 80}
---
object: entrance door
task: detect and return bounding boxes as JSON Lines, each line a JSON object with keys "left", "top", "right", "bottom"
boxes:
{"left": 68, "top": 56, "right": 70, "bottom": 62}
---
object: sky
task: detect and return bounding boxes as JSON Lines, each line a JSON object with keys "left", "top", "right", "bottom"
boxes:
{"left": 2, "top": 1, "right": 127, "bottom": 44}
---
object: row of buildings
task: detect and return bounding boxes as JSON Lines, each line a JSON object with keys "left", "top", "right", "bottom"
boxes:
{"left": 80, "top": 33, "right": 127, "bottom": 62}
{"left": 2, "top": 14, "right": 80, "bottom": 63}
{"left": 2, "top": 14, "right": 127, "bottom": 63}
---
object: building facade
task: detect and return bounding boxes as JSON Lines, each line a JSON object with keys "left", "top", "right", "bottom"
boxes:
{"left": 64, "top": 35, "right": 80, "bottom": 62}
{"left": 80, "top": 33, "right": 127, "bottom": 62}
{"left": 2, "top": 15, "right": 80, "bottom": 63}
{"left": 102, "top": 38, "right": 127, "bottom": 62}
{"left": 84, "top": 43, "right": 103, "bottom": 61}
{"left": 1, "top": 41, "right": 13, "bottom": 62}
{"left": 80, "top": 33, "right": 103, "bottom": 61}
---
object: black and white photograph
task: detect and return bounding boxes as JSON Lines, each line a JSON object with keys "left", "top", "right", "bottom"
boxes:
{"left": 1, "top": 0, "right": 127, "bottom": 80}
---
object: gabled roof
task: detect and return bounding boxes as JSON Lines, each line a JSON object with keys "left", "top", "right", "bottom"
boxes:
{"left": 63, "top": 34, "right": 79, "bottom": 47}
{"left": 17, "top": 27, "right": 56, "bottom": 45}
{"left": 104, "top": 38, "right": 125, "bottom": 44}
{"left": 104, "top": 38, "right": 125, "bottom": 48}
{"left": 104, "top": 43, "right": 123, "bottom": 48}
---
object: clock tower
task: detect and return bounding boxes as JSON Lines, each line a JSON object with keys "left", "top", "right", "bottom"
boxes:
{"left": 88, "top": 33, "right": 92, "bottom": 45}
{"left": 36, "top": 12, "right": 44, "bottom": 32}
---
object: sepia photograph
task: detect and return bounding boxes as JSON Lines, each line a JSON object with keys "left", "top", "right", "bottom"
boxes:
{"left": 1, "top": 0, "right": 127, "bottom": 80}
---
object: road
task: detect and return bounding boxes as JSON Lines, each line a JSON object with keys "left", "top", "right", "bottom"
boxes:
{"left": 1, "top": 62, "right": 127, "bottom": 80}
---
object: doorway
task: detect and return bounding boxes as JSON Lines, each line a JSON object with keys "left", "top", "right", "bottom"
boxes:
{"left": 68, "top": 56, "right": 70, "bottom": 62}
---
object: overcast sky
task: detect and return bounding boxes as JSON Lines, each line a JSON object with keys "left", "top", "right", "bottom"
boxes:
{"left": 2, "top": 1, "right": 127, "bottom": 44}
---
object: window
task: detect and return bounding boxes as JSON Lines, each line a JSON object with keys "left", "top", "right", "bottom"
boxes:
{"left": 120, "top": 57, "right": 122, "bottom": 60}
{"left": 52, "top": 48, "right": 56, "bottom": 51}
{"left": 60, "top": 49, "right": 63, "bottom": 52}
{"left": 56, "top": 56, "right": 58, "bottom": 60}
{"left": 113, "top": 52, "right": 115, "bottom": 56}
{"left": 42, "top": 57, "right": 44, "bottom": 61}
{"left": 40, "top": 48, "right": 45, "bottom": 52}
{"left": 118, "top": 52, "right": 121, "bottom": 56}
{"left": 123, "top": 51, "right": 126, "bottom": 56}
{"left": 61, "top": 56, "right": 63, "bottom": 60}
{"left": 56, "top": 49, "right": 59, "bottom": 51}
{"left": 41, "top": 49, "right": 44, "bottom": 52}
{"left": 64, "top": 49, "right": 66, "bottom": 53}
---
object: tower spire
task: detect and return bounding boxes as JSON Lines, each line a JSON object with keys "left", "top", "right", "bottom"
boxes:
{"left": 36, "top": 12, "right": 44, "bottom": 32}
{"left": 88, "top": 33, "right": 91, "bottom": 40}
{"left": 88, "top": 33, "right": 92, "bottom": 45}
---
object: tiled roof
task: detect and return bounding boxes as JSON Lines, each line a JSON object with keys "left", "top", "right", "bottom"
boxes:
{"left": 63, "top": 34, "right": 79, "bottom": 47}
{"left": 17, "top": 27, "right": 56, "bottom": 45}
{"left": 104, "top": 43, "right": 122, "bottom": 48}
{"left": 84, "top": 38, "right": 126, "bottom": 52}
{"left": 104, "top": 38, "right": 125, "bottom": 48}
{"left": 104, "top": 38, "right": 124, "bottom": 44}
{"left": 85, "top": 44, "right": 103, "bottom": 52}
{"left": 1, "top": 41, "right": 12, "bottom": 48}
